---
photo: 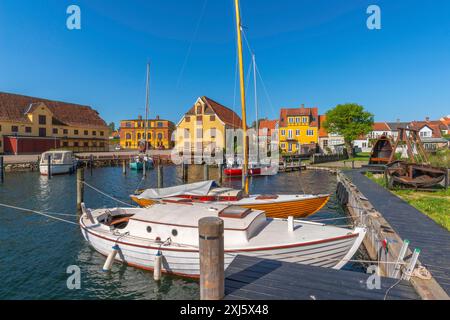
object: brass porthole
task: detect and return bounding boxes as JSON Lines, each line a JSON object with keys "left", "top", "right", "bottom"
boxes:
{"left": 146, "top": 226, "right": 152, "bottom": 233}
{"left": 172, "top": 229, "right": 178, "bottom": 237}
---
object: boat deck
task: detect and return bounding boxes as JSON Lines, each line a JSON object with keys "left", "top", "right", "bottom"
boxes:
{"left": 344, "top": 170, "right": 450, "bottom": 295}
{"left": 224, "top": 255, "right": 420, "bottom": 300}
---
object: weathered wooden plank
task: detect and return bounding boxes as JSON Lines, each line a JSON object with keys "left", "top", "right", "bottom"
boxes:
{"left": 224, "top": 256, "right": 420, "bottom": 300}
{"left": 226, "top": 266, "right": 419, "bottom": 300}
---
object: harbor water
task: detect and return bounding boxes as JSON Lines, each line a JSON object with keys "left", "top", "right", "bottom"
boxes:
{"left": 0, "top": 166, "right": 367, "bottom": 300}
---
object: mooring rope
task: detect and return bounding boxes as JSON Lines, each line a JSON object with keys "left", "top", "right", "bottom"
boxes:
{"left": 0, "top": 203, "right": 78, "bottom": 226}
{"left": 81, "top": 181, "right": 137, "bottom": 208}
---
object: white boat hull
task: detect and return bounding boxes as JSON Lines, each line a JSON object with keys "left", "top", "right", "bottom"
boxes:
{"left": 40, "top": 163, "right": 76, "bottom": 175}
{"left": 80, "top": 218, "right": 365, "bottom": 278}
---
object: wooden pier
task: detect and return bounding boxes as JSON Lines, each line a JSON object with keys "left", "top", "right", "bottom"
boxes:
{"left": 343, "top": 170, "right": 450, "bottom": 297}
{"left": 224, "top": 256, "right": 420, "bottom": 300}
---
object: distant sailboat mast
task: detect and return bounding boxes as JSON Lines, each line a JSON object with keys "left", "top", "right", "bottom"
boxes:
{"left": 143, "top": 62, "right": 150, "bottom": 177}
{"left": 144, "top": 62, "right": 150, "bottom": 153}
{"left": 253, "top": 54, "right": 260, "bottom": 165}
{"left": 234, "top": 0, "right": 249, "bottom": 194}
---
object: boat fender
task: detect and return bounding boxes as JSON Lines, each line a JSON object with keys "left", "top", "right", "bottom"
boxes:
{"left": 102, "top": 245, "right": 120, "bottom": 272}
{"left": 154, "top": 251, "right": 162, "bottom": 281}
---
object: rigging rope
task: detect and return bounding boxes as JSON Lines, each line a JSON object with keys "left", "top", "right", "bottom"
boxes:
{"left": 0, "top": 203, "right": 78, "bottom": 226}
{"left": 81, "top": 181, "right": 137, "bottom": 208}
{"left": 176, "top": 0, "right": 209, "bottom": 89}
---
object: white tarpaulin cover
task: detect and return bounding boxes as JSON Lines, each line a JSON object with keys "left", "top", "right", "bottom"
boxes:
{"left": 137, "top": 180, "right": 219, "bottom": 199}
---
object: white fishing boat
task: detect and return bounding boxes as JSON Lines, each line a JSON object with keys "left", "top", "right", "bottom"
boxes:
{"left": 39, "top": 150, "right": 77, "bottom": 176}
{"left": 80, "top": 202, "right": 366, "bottom": 278}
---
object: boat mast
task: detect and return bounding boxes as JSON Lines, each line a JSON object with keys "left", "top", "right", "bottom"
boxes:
{"left": 253, "top": 54, "right": 259, "bottom": 165}
{"left": 144, "top": 62, "right": 150, "bottom": 153}
{"left": 234, "top": 0, "right": 249, "bottom": 194}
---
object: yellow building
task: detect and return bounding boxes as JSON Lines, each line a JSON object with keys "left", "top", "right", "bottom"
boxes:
{"left": 119, "top": 116, "right": 175, "bottom": 150}
{"left": 279, "top": 105, "right": 319, "bottom": 154}
{"left": 176, "top": 96, "right": 242, "bottom": 154}
{"left": 0, "top": 92, "right": 109, "bottom": 154}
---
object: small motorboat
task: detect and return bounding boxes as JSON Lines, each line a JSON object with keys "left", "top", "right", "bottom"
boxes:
{"left": 130, "top": 181, "right": 329, "bottom": 219}
{"left": 39, "top": 151, "right": 77, "bottom": 176}
{"left": 80, "top": 202, "right": 366, "bottom": 278}
{"left": 129, "top": 155, "right": 154, "bottom": 171}
{"left": 224, "top": 163, "right": 279, "bottom": 177}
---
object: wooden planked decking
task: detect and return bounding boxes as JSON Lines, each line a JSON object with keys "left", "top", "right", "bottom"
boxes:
{"left": 344, "top": 170, "right": 450, "bottom": 295}
{"left": 224, "top": 255, "right": 420, "bottom": 300}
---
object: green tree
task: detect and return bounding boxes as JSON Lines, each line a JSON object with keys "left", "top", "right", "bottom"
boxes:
{"left": 108, "top": 122, "right": 116, "bottom": 134}
{"left": 324, "top": 104, "right": 374, "bottom": 157}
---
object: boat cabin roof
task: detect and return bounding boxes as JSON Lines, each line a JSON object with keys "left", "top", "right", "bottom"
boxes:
{"left": 130, "top": 202, "right": 264, "bottom": 230}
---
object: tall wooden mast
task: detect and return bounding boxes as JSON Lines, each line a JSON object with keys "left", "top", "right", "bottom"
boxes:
{"left": 234, "top": 0, "right": 249, "bottom": 194}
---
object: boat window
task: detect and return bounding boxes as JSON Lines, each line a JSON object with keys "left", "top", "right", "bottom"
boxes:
{"left": 147, "top": 226, "right": 152, "bottom": 233}
{"left": 172, "top": 229, "right": 178, "bottom": 237}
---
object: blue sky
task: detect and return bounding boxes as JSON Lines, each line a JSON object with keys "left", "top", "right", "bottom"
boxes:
{"left": 1, "top": 0, "right": 449, "bottom": 126}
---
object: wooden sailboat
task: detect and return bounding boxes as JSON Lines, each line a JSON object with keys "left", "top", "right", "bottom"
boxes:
{"left": 80, "top": 1, "right": 366, "bottom": 278}
{"left": 130, "top": 63, "right": 154, "bottom": 172}
{"left": 130, "top": 181, "right": 329, "bottom": 219}
{"left": 131, "top": 0, "right": 330, "bottom": 218}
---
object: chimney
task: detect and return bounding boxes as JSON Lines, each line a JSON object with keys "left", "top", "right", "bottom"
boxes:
{"left": 397, "top": 118, "right": 400, "bottom": 123}
{"left": 301, "top": 104, "right": 305, "bottom": 108}
{"left": 138, "top": 115, "right": 142, "bottom": 120}
{"left": 425, "top": 117, "right": 430, "bottom": 122}
{"left": 156, "top": 115, "right": 160, "bottom": 120}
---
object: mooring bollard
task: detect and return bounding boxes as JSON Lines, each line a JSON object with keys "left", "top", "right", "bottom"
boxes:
{"left": 0, "top": 156, "right": 4, "bottom": 184}
{"left": 77, "top": 168, "right": 85, "bottom": 214}
{"left": 122, "top": 159, "right": 127, "bottom": 175}
{"left": 47, "top": 154, "right": 52, "bottom": 179}
{"left": 183, "top": 163, "right": 188, "bottom": 182}
{"left": 203, "top": 164, "right": 209, "bottom": 181}
{"left": 157, "top": 164, "right": 164, "bottom": 188}
{"left": 199, "top": 217, "right": 224, "bottom": 300}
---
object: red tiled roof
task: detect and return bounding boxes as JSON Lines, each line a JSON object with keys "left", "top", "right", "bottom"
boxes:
{"left": 258, "top": 120, "right": 278, "bottom": 136}
{"left": 409, "top": 121, "right": 444, "bottom": 138}
{"left": 0, "top": 92, "right": 108, "bottom": 129}
{"left": 259, "top": 120, "right": 278, "bottom": 130}
{"left": 279, "top": 106, "right": 319, "bottom": 127}
{"left": 372, "top": 122, "right": 390, "bottom": 131}
{"left": 318, "top": 115, "right": 328, "bottom": 138}
{"left": 186, "top": 96, "right": 242, "bottom": 128}
{"left": 203, "top": 96, "right": 243, "bottom": 128}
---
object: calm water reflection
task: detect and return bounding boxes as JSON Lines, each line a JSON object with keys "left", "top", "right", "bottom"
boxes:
{"left": 0, "top": 166, "right": 365, "bottom": 300}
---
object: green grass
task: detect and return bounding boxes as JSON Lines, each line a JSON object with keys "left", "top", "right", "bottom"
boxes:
{"left": 366, "top": 173, "right": 450, "bottom": 231}
{"left": 342, "top": 152, "right": 371, "bottom": 162}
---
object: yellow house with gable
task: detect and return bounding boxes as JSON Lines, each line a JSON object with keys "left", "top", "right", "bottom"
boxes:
{"left": 279, "top": 105, "right": 319, "bottom": 154}
{"left": 175, "top": 96, "right": 242, "bottom": 154}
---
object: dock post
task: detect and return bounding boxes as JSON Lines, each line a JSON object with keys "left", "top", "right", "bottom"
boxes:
{"left": 204, "top": 164, "right": 209, "bottom": 181}
{"left": 77, "top": 167, "right": 85, "bottom": 214}
{"left": 157, "top": 164, "right": 164, "bottom": 188}
{"left": 182, "top": 163, "right": 188, "bottom": 182}
{"left": 47, "top": 154, "right": 52, "bottom": 179}
{"left": 90, "top": 154, "right": 94, "bottom": 176}
{"left": 0, "top": 156, "right": 4, "bottom": 184}
{"left": 199, "top": 217, "right": 224, "bottom": 300}
{"left": 122, "top": 159, "right": 127, "bottom": 175}
{"left": 218, "top": 163, "right": 223, "bottom": 183}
